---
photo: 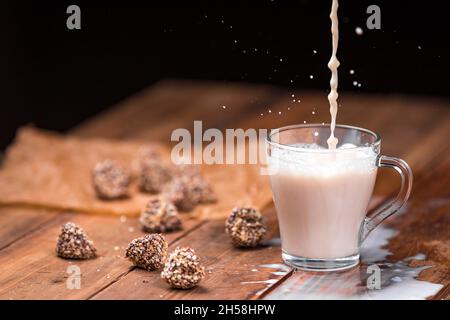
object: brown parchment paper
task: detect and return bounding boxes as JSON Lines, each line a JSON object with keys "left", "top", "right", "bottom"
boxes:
{"left": 0, "top": 127, "right": 272, "bottom": 219}
{"left": 0, "top": 127, "right": 164, "bottom": 215}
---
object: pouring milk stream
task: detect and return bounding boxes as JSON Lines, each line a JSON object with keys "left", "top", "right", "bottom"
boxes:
{"left": 327, "top": 0, "right": 340, "bottom": 149}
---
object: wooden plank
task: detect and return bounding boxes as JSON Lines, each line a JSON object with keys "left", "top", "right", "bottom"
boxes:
{"left": 0, "top": 81, "right": 195, "bottom": 248}
{"left": 0, "top": 160, "right": 273, "bottom": 299}
{"left": 0, "top": 207, "right": 58, "bottom": 250}
{"left": 386, "top": 146, "right": 450, "bottom": 299}
{"left": 83, "top": 91, "right": 331, "bottom": 299}
{"left": 0, "top": 79, "right": 279, "bottom": 242}
{"left": 0, "top": 212, "right": 201, "bottom": 299}
{"left": 87, "top": 86, "right": 450, "bottom": 299}
{"left": 0, "top": 85, "right": 180, "bottom": 252}
{"left": 0, "top": 80, "right": 279, "bottom": 299}
{"left": 1, "top": 81, "right": 450, "bottom": 300}
{"left": 91, "top": 206, "right": 291, "bottom": 300}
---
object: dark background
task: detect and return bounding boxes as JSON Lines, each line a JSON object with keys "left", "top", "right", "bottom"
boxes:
{"left": 1, "top": 0, "right": 449, "bottom": 149}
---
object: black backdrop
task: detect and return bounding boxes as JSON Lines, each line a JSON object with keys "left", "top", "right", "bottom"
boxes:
{"left": 2, "top": 0, "right": 449, "bottom": 149}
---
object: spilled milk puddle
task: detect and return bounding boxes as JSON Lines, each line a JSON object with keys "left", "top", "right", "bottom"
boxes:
{"left": 241, "top": 199, "right": 449, "bottom": 299}
{"left": 262, "top": 225, "right": 443, "bottom": 300}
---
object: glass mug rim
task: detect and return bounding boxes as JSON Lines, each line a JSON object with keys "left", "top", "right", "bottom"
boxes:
{"left": 266, "top": 123, "right": 381, "bottom": 153}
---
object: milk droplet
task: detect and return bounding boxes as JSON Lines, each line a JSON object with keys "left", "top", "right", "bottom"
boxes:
{"left": 292, "top": 99, "right": 296, "bottom": 102}
{"left": 303, "top": 120, "right": 307, "bottom": 124}
{"left": 234, "top": 40, "right": 238, "bottom": 44}
{"left": 353, "top": 81, "right": 358, "bottom": 86}
{"left": 312, "top": 111, "right": 316, "bottom": 115}
{"left": 279, "top": 58, "right": 283, "bottom": 62}
{"left": 313, "top": 50, "right": 317, "bottom": 54}
{"left": 222, "top": 105, "right": 227, "bottom": 109}
{"left": 309, "top": 75, "right": 314, "bottom": 79}
{"left": 268, "top": 110, "right": 272, "bottom": 113}
{"left": 355, "top": 27, "right": 364, "bottom": 35}
{"left": 278, "top": 111, "right": 282, "bottom": 115}
{"left": 358, "top": 83, "right": 362, "bottom": 87}
{"left": 288, "top": 107, "right": 291, "bottom": 110}
{"left": 314, "top": 132, "right": 319, "bottom": 137}
{"left": 291, "top": 94, "right": 295, "bottom": 98}
{"left": 349, "top": 69, "right": 355, "bottom": 75}
{"left": 418, "top": 45, "right": 422, "bottom": 50}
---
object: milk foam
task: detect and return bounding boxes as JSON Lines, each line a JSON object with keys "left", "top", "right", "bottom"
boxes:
{"left": 269, "top": 143, "right": 377, "bottom": 176}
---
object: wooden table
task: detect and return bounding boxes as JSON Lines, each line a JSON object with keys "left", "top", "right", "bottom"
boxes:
{"left": 0, "top": 79, "right": 449, "bottom": 300}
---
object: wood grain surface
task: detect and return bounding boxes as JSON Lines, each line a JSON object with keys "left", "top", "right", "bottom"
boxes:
{"left": 0, "top": 79, "right": 449, "bottom": 300}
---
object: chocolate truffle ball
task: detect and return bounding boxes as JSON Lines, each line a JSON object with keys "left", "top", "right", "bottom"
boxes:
{"left": 190, "top": 174, "right": 217, "bottom": 204}
{"left": 164, "top": 174, "right": 216, "bottom": 211}
{"left": 138, "top": 159, "right": 172, "bottom": 193}
{"left": 56, "top": 222, "right": 97, "bottom": 259}
{"left": 171, "top": 164, "right": 202, "bottom": 177}
{"left": 125, "top": 234, "right": 168, "bottom": 271}
{"left": 163, "top": 176, "right": 200, "bottom": 212}
{"left": 131, "top": 146, "right": 162, "bottom": 178}
{"left": 92, "top": 160, "right": 130, "bottom": 199}
{"left": 171, "top": 165, "right": 216, "bottom": 202}
{"left": 225, "top": 207, "right": 267, "bottom": 247}
{"left": 140, "top": 198, "right": 182, "bottom": 233}
{"left": 161, "top": 247, "right": 205, "bottom": 289}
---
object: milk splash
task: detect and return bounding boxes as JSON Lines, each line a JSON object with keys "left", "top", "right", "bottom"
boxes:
{"left": 326, "top": 0, "right": 340, "bottom": 149}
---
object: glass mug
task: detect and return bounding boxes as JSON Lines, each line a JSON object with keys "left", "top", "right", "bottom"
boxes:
{"left": 266, "top": 124, "right": 412, "bottom": 271}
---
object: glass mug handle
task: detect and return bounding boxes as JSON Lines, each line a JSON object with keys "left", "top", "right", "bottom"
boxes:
{"left": 361, "top": 155, "right": 413, "bottom": 241}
